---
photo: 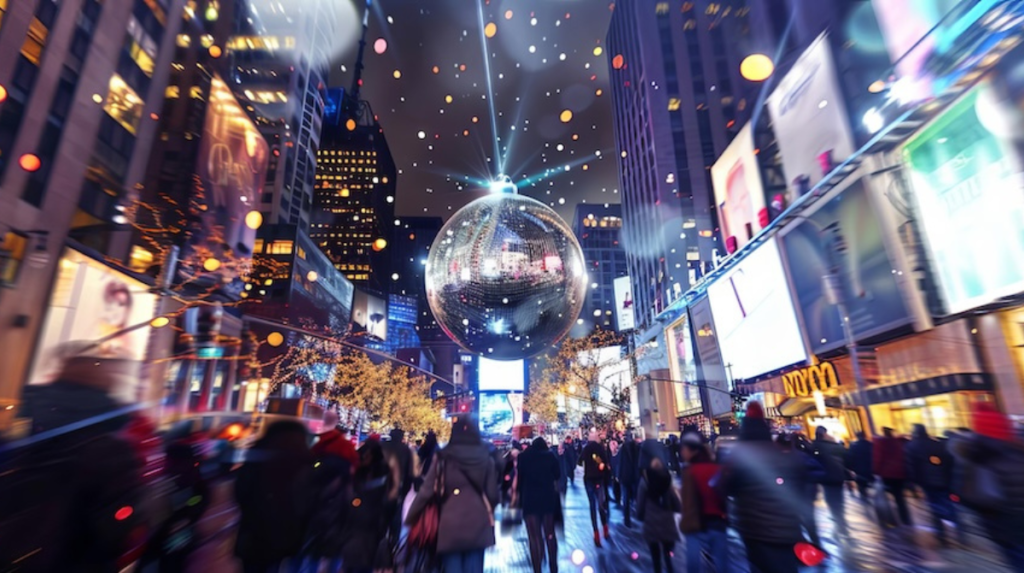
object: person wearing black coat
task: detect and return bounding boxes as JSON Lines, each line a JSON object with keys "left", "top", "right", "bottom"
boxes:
{"left": 845, "top": 432, "right": 873, "bottom": 500}
{"left": 812, "top": 426, "right": 850, "bottom": 539}
{"left": 578, "top": 431, "right": 612, "bottom": 546}
{"left": 561, "top": 436, "right": 578, "bottom": 486}
{"left": 516, "top": 438, "right": 561, "bottom": 573}
{"left": 618, "top": 431, "right": 641, "bottom": 527}
{"left": 723, "top": 403, "right": 808, "bottom": 573}
{"left": 906, "top": 424, "right": 963, "bottom": 546}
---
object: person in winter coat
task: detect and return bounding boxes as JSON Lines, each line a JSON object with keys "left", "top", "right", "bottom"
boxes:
{"left": 234, "top": 420, "right": 314, "bottom": 573}
{"left": 555, "top": 442, "right": 569, "bottom": 495}
{"left": 723, "top": 403, "right": 808, "bottom": 573}
{"left": 873, "top": 427, "right": 913, "bottom": 526}
{"left": 813, "top": 426, "right": 850, "bottom": 539}
{"left": 905, "top": 424, "right": 963, "bottom": 546}
{"left": 415, "top": 430, "right": 439, "bottom": 491}
{"left": 608, "top": 439, "right": 621, "bottom": 505}
{"left": 312, "top": 411, "right": 358, "bottom": 468}
{"left": 845, "top": 432, "right": 874, "bottom": 500}
{"left": 516, "top": 437, "right": 562, "bottom": 573}
{"left": 776, "top": 433, "right": 825, "bottom": 547}
{"left": 637, "top": 459, "right": 681, "bottom": 573}
{"left": 679, "top": 433, "right": 728, "bottom": 573}
{"left": 578, "top": 430, "right": 612, "bottom": 546}
{"left": 951, "top": 403, "right": 1024, "bottom": 571}
{"left": 666, "top": 434, "right": 682, "bottom": 475}
{"left": 562, "top": 436, "right": 578, "bottom": 486}
{"left": 640, "top": 437, "right": 670, "bottom": 481}
{"left": 406, "top": 414, "right": 499, "bottom": 573}
{"left": 619, "top": 431, "right": 642, "bottom": 527}
{"left": 337, "top": 439, "right": 394, "bottom": 573}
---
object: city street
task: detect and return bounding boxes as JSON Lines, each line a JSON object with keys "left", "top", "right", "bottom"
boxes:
{"left": 185, "top": 470, "right": 1015, "bottom": 572}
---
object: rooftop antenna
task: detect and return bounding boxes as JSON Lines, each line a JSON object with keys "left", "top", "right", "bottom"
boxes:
{"left": 348, "top": 0, "right": 371, "bottom": 112}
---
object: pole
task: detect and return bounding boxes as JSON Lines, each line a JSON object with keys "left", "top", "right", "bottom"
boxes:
{"left": 824, "top": 273, "right": 876, "bottom": 436}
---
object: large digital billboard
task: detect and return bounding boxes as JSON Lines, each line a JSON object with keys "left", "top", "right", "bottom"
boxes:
{"left": 767, "top": 33, "right": 856, "bottom": 196}
{"left": 613, "top": 276, "right": 635, "bottom": 331}
{"left": 711, "top": 124, "right": 766, "bottom": 251}
{"left": 688, "top": 298, "right": 733, "bottom": 418}
{"left": 478, "top": 357, "right": 525, "bottom": 392}
{"left": 707, "top": 238, "right": 807, "bottom": 381}
{"left": 666, "top": 314, "right": 702, "bottom": 417}
{"left": 352, "top": 290, "right": 388, "bottom": 340}
{"left": 479, "top": 392, "right": 514, "bottom": 435}
{"left": 902, "top": 82, "right": 1024, "bottom": 314}
{"left": 781, "top": 177, "right": 911, "bottom": 354}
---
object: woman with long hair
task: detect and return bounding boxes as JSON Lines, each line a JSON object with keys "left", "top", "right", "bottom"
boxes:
{"left": 637, "top": 458, "right": 681, "bottom": 573}
{"left": 516, "top": 437, "right": 561, "bottom": 573}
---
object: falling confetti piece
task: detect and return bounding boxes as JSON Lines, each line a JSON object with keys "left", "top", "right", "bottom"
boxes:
{"left": 593, "top": 46, "right": 603, "bottom": 56}
{"left": 612, "top": 54, "right": 624, "bottom": 69}
{"left": 417, "top": 131, "right": 426, "bottom": 139}
{"left": 374, "top": 38, "right": 387, "bottom": 54}
{"left": 560, "top": 109, "right": 573, "bottom": 123}
{"left": 505, "top": 9, "right": 513, "bottom": 19}
{"left": 393, "top": 70, "right": 402, "bottom": 79}
{"left": 432, "top": 65, "right": 439, "bottom": 74}
{"left": 596, "top": 89, "right": 603, "bottom": 96}
{"left": 529, "top": 45, "right": 536, "bottom": 53}
{"left": 484, "top": 22, "right": 497, "bottom": 38}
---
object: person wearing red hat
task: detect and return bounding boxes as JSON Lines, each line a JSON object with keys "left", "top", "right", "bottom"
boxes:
{"left": 722, "top": 401, "right": 810, "bottom": 573}
{"left": 950, "top": 402, "right": 1024, "bottom": 571}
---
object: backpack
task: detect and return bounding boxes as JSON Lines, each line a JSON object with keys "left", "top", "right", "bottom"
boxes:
{"left": 0, "top": 433, "right": 145, "bottom": 571}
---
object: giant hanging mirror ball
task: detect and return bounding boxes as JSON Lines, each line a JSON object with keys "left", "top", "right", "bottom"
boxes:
{"left": 425, "top": 191, "right": 587, "bottom": 360}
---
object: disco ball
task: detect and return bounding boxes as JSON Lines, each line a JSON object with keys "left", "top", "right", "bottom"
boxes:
{"left": 425, "top": 192, "right": 587, "bottom": 360}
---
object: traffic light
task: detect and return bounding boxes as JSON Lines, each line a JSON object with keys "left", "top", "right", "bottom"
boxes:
{"left": 195, "top": 303, "right": 223, "bottom": 348}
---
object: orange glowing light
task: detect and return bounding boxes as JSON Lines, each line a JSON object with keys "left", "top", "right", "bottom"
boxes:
{"left": 612, "top": 54, "right": 624, "bottom": 69}
{"left": 373, "top": 238, "right": 388, "bottom": 251}
{"left": 559, "top": 109, "right": 573, "bottom": 123}
{"left": 209, "top": 45, "right": 222, "bottom": 58}
{"left": 432, "top": 66, "right": 440, "bottom": 74}
{"left": 19, "top": 154, "right": 41, "bottom": 172}
{"left": 0, "top": 85, "right": 7, "bottom": 103}
{"left": 740, "top": 54, "right": 774, "bottom": 81}
{"left": 346, "top": 118, "right": 356, "bottom": 131}
{"left": 484, "top": 22, "right": 497, "bottom": 38}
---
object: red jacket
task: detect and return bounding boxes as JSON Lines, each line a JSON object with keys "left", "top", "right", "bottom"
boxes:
{"left": 312, "top": 430, "right": 359, "bottom": 466}
{"left": 680, "top": 461, "right": 726, "bottom": 533}
{"left": 873, "top": 436, "right": 907, "bottom": 479}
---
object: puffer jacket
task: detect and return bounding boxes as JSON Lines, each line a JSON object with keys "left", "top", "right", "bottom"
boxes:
{"left": 723, "top": 441, "right": 808, "bottom": 544}
{"left": 406, "top": 442, "right": 499, "bottom": 554}
{"left": 905, "top": 436, "right": 954, "bottom": 491}
{"left": 637, "top": 480, "right": 682, "bottom": 544}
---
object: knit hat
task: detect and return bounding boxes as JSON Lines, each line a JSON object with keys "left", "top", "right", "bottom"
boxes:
{"left": 740, "top": 401, "right": 772, "bottom": 442}
{"left": 745, "top": 401, "right": 765, "bottom": 419}
{"left": 972, "top": 402, "right": 1014, "bottom": 441}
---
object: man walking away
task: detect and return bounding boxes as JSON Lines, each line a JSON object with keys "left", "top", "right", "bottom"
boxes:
{"left": 618, "top": 431, "right": 642, "bottom": 527}
{"left": 562, "top": 436, "right": 578, "bottom": 487}
{"left": 845, "top": 432, "right": 873, "bottom": 500}
{"left": 579, "top": 430, "right": 612, "bottom": 546}
{"left": 905, "top": 424, "right": 963, "bottom": 546}
{"left": 874, "top": 427, "right": 913, "bottom": 526}
{"left": 680, "top": 433, "right": 729, "bottom": 573}
{"left": 813, "top": 426, "right": 850, "bottom": 540}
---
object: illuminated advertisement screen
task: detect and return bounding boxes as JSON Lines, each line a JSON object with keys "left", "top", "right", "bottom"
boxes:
{"left": 688, "top": 298, "right": 733, "bottom": 418}
{"left": 479, "top": 392, "right": 514, "bottom": 435}
{"left": 666, "top": 314, "right": 702, "bottom": 416}
{"left": 479, "top": 357, "right": 525, "bottom": 392}
{"left": 707, "top": 238, "right": 807, "bottom": 381}
{"left": 613, "top": 276, "right": 635, "bottom": 331}
{"left": 781, "top": 178, "right": 911, "bottom": 354}
{"left": 902, "top": 82, "right": 1024, "bottom": 314}
{"left": 767, "top": 34, "right": 856, "bottom": 195}
{"left": 711, "top": 125, "right": 766, "bottom": 250}
{"left": 352, "top": 290, "right": 388, "bottom": 340}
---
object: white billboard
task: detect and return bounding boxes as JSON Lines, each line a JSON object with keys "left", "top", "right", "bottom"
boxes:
{"left": 479, "top": 357, "right": 525, "bottom": 392}
{"left": 767, "top": 33, "right": 856, "bottom": 197}
{"left": 707, "top": 238, "right": 807, "bottom": 381}
{"left": 613, "top": 276, "right": 635, "bottom": 331}
{"left": 711, "top": 124, "right": 766, "bottom": 251}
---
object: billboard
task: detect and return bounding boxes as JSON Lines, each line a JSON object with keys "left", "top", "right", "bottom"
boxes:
{"left": 30, "top": 250, "right": 158, "bottom": 393}
{"left": 666, "top": 314, "right": 702, "bottom": 417}
{"left": 711, "top": 124, "right": 766, "bottom": 250}
{"left": 613, "top": 276, "right": 635, "bottom": 331}
{"left": 479, "top": 392, "right": 514, "bottom": 435}
{"left": 902, "top": 83, "right": 1024, "bottom": 314}
{"left": 781, "top": 177, "right": 912, "bottom": 354}
{"left": 767, "top": 34, "right": 856, "bottom": 196}
{"left": 352, "top": 290, "right": 388, "bottom": 339}
{"left": 291, "top": 234, "right": 354, "bottom": 335}
{"left": 707, "top": 238, "right": 807, "bottom": 381}
{"left": 191, "top": 74, "right": 269, "bottom": 290}
{"left": 478, "top": 357, "right": 525, "bottom": 392}
{"left": 688, "top": 298, "right": 733, "bottom": 418}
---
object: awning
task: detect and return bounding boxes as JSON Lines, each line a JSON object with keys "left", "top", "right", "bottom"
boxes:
{"left": 779, "top": 398, "right": 817, "bottom": 418}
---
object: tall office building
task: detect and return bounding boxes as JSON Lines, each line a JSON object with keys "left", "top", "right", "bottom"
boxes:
{"left": 0, "top": 0, "right": 186, "bottom": 423}
{"left": 607, "top": 0, "right": 762, "bottom": 330}
{"left": 572, "top": 204, "right": 628, "bottom": 332}
{"left": 391, "top": 216, "right": 442, "bottom": 331}
{"left": 229, "top": 0, "right": 340, "bottom": 233}
{"left": 310, "top": 87, "right": 397, "bottom": 291}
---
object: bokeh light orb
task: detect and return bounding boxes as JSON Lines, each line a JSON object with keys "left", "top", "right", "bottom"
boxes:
{"left": 426, "top": 193, "right": 586, "bottom": 360}
{"left": 374, "top": 38, "right": 387, "bottom": 54}
{"left": 740, "top": 53, "right": 775, "bottom": 81}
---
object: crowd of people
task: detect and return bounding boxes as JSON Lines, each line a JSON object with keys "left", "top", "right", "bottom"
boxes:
{"left": 3, "top": 347, "right": 1024, "bottom": 573}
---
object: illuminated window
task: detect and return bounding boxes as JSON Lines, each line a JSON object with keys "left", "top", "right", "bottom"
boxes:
{"left": 0, "top": 0, "right": 8, "bottom": 31}
{"left": 20, "top": 18, "right": 49, "bottom": 65}
{"left": 126, "top": 17, "right": 158, "bottom": 76}
{"left": 267, "top": 241, "right": 293, "bottom": 255}
{"left": 165, "top": 85, "right": 180, "bottom": 99}
{"left": 683, "top": 19, "right": 696, "bottom": 31}
{"left": 297, "top": 246, "right": 306, "bottom": 260}
{"left": 0, "top": 231, "right": 27, "bottom": 285}
{"left": 253, "top": 239, "right": 264, "bottom": 253}
{"left": 128, "top": 246, "right": 154, "bottom": 273}
{"left": 189, "top": 86, "right": 204, "bottom": 99}
{"left": 668, "top": 98, "right": 681, "bottom": 111}
{"left": 655, "top": 2, "right": 669, "bottom": 14}
{"left": 103, "top": 74, "right": 144, "bottom": 134}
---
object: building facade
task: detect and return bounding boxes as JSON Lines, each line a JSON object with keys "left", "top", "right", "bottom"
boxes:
{"left": 572, "top": 204, "right": 628, "bottom": 332}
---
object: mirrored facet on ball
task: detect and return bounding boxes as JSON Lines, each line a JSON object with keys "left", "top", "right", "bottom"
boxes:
{"left": 425, "top": 193, "right": 587, "bottom": 360}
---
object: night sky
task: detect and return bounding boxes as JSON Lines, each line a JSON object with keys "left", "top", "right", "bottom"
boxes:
{"left": 330, "top": 0, "right": 619, "bottom": 222}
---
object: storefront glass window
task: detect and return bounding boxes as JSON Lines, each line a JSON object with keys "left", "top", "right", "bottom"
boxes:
{"left": 103, "top": 74, "right": 145, "bottom": 135}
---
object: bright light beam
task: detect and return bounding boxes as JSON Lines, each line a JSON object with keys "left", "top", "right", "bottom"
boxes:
{"left": 475, "top": 0, "right": 503, "bottom": 176}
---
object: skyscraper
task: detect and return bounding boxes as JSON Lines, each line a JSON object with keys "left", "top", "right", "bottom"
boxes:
{"left": 607, "top": 0, "right": 760, "bottom": 330}
{"left": 572, "top": 204, "right": 628, "bottom": 332}
{"left": 391, "top": 216, "right": 443, "bottom": 332}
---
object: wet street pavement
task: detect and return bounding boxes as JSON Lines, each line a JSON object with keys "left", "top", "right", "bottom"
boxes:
{"left": 186, "top": 471, "right": 1015, "bottom": 572}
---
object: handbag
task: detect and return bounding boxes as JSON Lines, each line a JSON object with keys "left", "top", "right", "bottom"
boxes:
{"left": 454, "top": 463, "right": 496, "bottom": 527}
{"left": 407, "top": 456, "right": 444, "bottom": 549}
